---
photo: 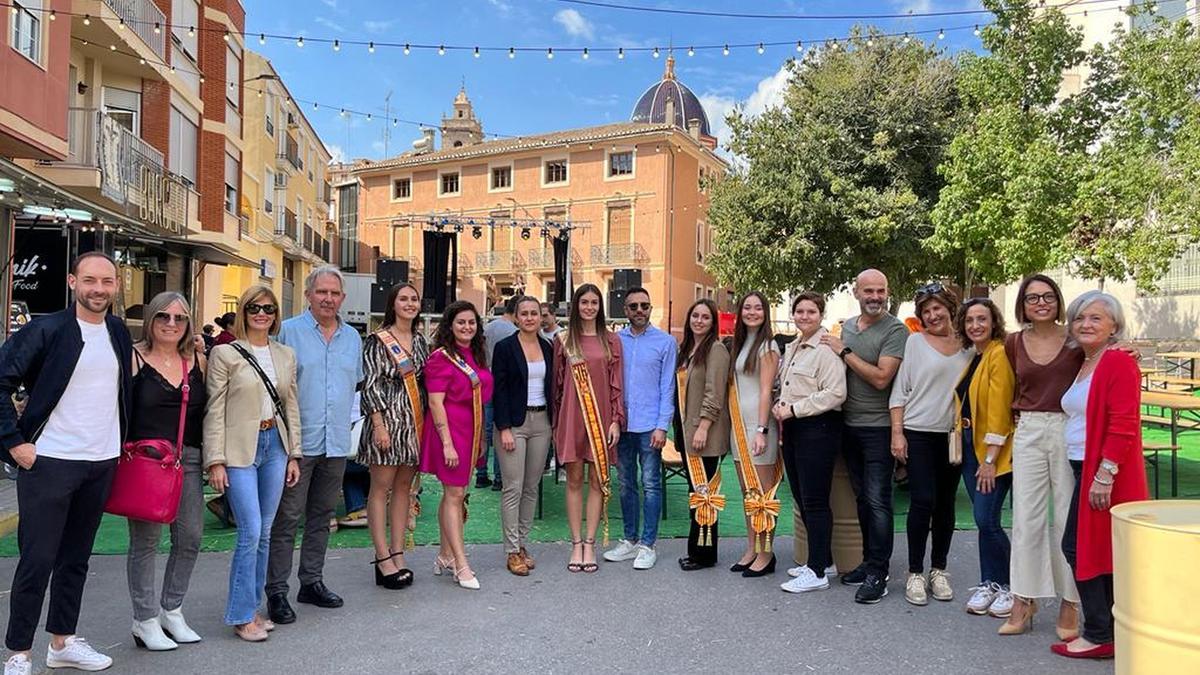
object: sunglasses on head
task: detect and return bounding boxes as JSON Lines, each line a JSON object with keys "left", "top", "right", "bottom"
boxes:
{"left": 625, "top": 302, "right": 651, "bottom": 311}
{"left": 153, "top": 312, "right": 189, "bottom": 325}
{"left": 245, "top": 303, "right": 278, "bottom": 316}
{"left": 914, "top": 282, "right": 946, "bottom": 302}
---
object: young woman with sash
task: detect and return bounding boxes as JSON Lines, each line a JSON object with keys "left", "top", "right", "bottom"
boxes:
{"left": 675, "top": 299, "right": 732, "bottom": 571}
{"left": 360, "top": 283, "right": 429, "bottom": 590}
{"left": 418, "top": 301, "right": 493, "bottom": 590}
{"left": 552, "top": 284, "right": 625, "bottom": 574}
{"left": 727, "top": 291, "right": 783, "bottom": 578}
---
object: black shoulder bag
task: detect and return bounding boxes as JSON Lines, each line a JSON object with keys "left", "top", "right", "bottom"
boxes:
{"left": 230, "top": 343, "right": 288, "bottom": 430}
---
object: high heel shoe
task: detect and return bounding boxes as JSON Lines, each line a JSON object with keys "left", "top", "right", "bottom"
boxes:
{"left": 1056, "top": 601, "right": 1080, "bottom": 641}
{"left": 741, "top": 554, "right": 777, "bottom": 578}
{"left": 372, "top": 555, "right": 405, "bottom": 590}
{"left": 567, "top": 539, "right": 584, "bottom": 573}
{"left": 998, "top": 597, "right": 1037, "bottom": 635}
{"left": 434, "top": 554, "right": 455, "bottom": 576}
{"left": 132, "top": 618, "right": 178, "bottom": 651}
{"left": 454, "top": 564, "right": 481, "bottom": 590}
{"left": 730, "top": 553, "right": 756, "bottom": 573}
{"left": 581, "top": 539, "right": 599, "bottom": 573}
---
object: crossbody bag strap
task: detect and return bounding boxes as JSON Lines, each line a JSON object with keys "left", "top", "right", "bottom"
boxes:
{"left": 174, "top": 356, "right": 191, "bottom": 467}
{"left": 230, "top": 343, "right": 287, "bottom": 424}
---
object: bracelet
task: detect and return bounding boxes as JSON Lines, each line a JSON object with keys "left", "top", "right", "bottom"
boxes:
{"left": 1093, "top": 473, "right": 1114, "bottom": 486}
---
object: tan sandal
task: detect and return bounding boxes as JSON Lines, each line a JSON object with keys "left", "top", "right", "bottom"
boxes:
{"left": 234, "top": 622, "right": 268, "bottom": 642}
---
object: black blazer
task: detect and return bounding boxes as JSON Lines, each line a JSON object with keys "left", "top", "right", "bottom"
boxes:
{"left": 0, "top": 304, "right": 134, "bottom": 465}
{"left": 492, "top": 332, "right": 554, "bottom": 430}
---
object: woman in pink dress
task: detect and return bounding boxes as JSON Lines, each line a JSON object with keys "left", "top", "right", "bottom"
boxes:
{"left": 553, "top": 284, "right": 625, "bottom": 573}
{"left": 419, "top": 301, "right": 493, "bottom": 590}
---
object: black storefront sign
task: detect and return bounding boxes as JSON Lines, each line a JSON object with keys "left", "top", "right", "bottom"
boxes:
{"left": 11, "top": 226, "right": 70, "bottom": 315}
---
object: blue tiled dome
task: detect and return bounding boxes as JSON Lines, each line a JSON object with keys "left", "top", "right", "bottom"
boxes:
{"left": 630, "top": 55, "right": 712, "bottom": 137}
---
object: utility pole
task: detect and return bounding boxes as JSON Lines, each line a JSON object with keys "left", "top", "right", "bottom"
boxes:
{"left": 382, "top": 90, "right": 393, "bottom": 157}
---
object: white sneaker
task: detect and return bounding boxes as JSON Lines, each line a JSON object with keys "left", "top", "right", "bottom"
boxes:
{"left": 965, "top": 583, "right": 999, "bottom": 615}
{"left": 787, "top": 564, "right": 837, "bottom": 578}
{"left": 159, "top": 607, "right": 202, "bottom": 644}
{"left": 4, "top": 654, "right": 31, "bottom": 675}
{"left": 988, "top": 587, "right": 1014, "bottom": 618}
{"left": 929, "top": 568, "right": 954, "bottom": 601}
{"left": 46, "top": 636, "right": 112, "bottom": 671}
{"left": 603, "top": 539, "right": 639, "bottom": 563}
{"left": 780, "top": 566, "right": 830, "bottom": 593}
{"left": 632, "top": 545, "right": 657, "bottom": 570}
{"left": 131, "top": 618, "right": 177, "bottom": 651}
{"left": 905, "top": 573, "right": 929, "bottom": 606}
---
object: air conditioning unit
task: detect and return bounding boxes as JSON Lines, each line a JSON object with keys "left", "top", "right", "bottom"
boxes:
{"left": 274, "top": 173, "right": 288, "bottom": 189}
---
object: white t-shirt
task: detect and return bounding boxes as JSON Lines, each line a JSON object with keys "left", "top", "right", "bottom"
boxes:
{"left": 37, "top": 319, "right": 121, "bottom": 461}
{"left": 252, "top": 344, "right": 278, "bottom": 421}
{"left": 527, "top": 358, "right": 547, "bottom": 406}
{"left": 1061, "top": 375, "right": 1091, "bottom": 462}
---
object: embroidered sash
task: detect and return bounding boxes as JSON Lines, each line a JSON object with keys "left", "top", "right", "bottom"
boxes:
{"left": 676, "top": 367, "right": 725, "bottom": 547}
{"left": 729, "top": 374, "right": 785, "bottom": 553}
{"left": 377, "top": 330, "right": 426, "bottom": 548}
{"left": 562, "top": 333, "right": 613, "bottom": 544}
{"left": 433, "top": 347, "right": 484, "bottom": 471}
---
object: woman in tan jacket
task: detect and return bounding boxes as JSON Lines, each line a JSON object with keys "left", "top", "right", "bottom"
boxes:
{"left": 674, "top": 299, "right": 731, "bottom": 571}
{"left": 203, "top": 285, "right": 301, "bottom": 642}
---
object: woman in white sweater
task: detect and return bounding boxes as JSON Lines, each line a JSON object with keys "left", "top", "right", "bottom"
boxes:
{"left": 889, "top": 283, "right": 971, "bottom": 607}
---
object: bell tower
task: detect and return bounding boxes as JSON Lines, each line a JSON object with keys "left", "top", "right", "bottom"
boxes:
{"left": 440, "top": 85, "right": 484, "bottom": 149}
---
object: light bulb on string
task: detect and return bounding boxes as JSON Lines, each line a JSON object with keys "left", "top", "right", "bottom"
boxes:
{"left": 509, "top": 47, "right": 515, "bottom": 58}
{"left": 49, "top": 10, "right": 56, "bottom": 20}
{"left": 369, "top": 41, "right": 375, "bottom": 53}
{"left": 404, "top": 44, "right": 411, "bottom": 55}
{"left": 153, "top": 22, "right": 160, "bottom": 34}
{"left": 582, "top": 47, "right": 589, "bottom": 59}
{"left": 224, "top": 31, "right": 231, "bottom": 42}
{"left": 110, "top": 44, "right": 116, "bottom": 51}
{"left": 903, "top": 32, "right": 911, "bottom": 43}
{"left": 973, "top": 25, "right": 981, "bottom": 36}
{"left": 83, "top": 15, "right": 91, "bottom": 25}
{"left": 339, "top": 108, "right": 346, "bottom": 117}
{"left": 333, "top": 39, "right": 340, "bottom": 51}
{"left": 314, "top": 101, "right": 319, "bottom": 110}
{"left": 139, "top": 57, "right": 146, "bottom": 65}
{"left": 474, "top": 46, "right": 480, "bottom": 58}
{"left": 118, "top": 18, "right": 125, "bottom": 30}
{"left": 618, "top": 47, "right": 624, "bottom": 59}
{"left": 366, "top": 113, "right": 372, "bottom": 121}
{"left": 722, "top": 44, "right": 730, "bottom": 56}
{"left": 867, "top": 38, "right": 874, "bottom": 47}
{"left": 653, "top": 47, "right": 660, "bottom": 58}
{"left": 297, "top": 36, "right": 304, "bottom": 48}
{"left": 938, "top": 28, "right": 945, "bottom": 40}
{"left": 392, "top": 119, "right": 398, "bottom": 127}
{"left": 547, "top": 47, "right": 554, "bottom": 59}
{"left": 438, "top": 45, "right": 445, "bottom": 56}
{"left": 757, "top": 43, "right": 765, "bottom": 54}
{"left": 795, "top": 40, "right": 803, "bottom": 52}
{"left": 687, "top": 46, "right": 694, "bottom": 57}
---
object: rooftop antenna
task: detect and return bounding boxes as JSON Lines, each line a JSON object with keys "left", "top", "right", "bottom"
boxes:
{"left": 382, "top": 90, "right": 393, "bottom": 156}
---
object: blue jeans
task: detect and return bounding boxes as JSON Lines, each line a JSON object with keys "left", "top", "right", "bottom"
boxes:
{"left": 961, "top": 437, "right": 1012, "bottom": 585}
{"left": 842, "top": 425, "right": 895, "bottom": 577}
{"left": 343, "top": 460, "right": 370, "bottom": 513}
{"left": 224, "top": 429, "right": 288, "bottom": 625}
{"left": 476, "top": 403, "right": 501, "bottom": 482}
{"left": 616, "top": 431, "right": 663, "bottom": 547}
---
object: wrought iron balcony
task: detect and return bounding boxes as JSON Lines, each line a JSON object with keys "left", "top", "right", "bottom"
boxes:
{"left": 475, "top": 250, "right": 526, "bottom": 273}
{"left": 276, "top": 208, "right": 298, "bottom": 240}
{"left": 590, "top": 242, "right": 649, "bottom": 267}
{"left": 103, "top": 0, "right": 166, "bottom": 60}
{"left": 527, "top": 248, "right": 582, "bottom": 270}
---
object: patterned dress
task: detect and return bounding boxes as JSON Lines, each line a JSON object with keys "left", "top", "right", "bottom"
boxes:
{"left": 359, "top": 331, "right": 429, "bottom": 466}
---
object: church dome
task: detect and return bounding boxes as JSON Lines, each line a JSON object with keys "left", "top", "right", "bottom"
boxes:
{"left": 630, "top": 54, "right": 712, "bottom": 138}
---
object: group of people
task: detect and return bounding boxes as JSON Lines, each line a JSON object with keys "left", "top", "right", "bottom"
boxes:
{"left": 0, "top": 253, "right": 1147, "bottom": 673}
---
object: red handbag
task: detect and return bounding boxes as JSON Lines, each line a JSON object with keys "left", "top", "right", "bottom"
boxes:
{"left": 105, "top": 356, "right": 190, "bottom": 524}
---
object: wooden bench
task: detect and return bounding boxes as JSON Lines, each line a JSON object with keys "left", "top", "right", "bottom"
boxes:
{"left": 1139, "top": 414, "right": 1200, "bottom": 432}
{"left": 1146, "top": 376, "right": 1200, "bottom": 390}
{"left": 1143, "top": 443, "right": 1181, "bottom": 498}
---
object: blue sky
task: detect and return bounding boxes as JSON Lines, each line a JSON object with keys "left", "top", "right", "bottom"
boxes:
{"left": 246, "top": 0, "right": 988, "bottom": 162}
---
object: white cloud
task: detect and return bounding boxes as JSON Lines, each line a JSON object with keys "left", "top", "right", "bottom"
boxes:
{"left": 553, "top": 9, "right": 594, "bottom": 41}
{"left": 486, "top": 0, "right": 512, "bottom": 12}
{"left": 313, "top": 17, "right": 346, "bottom": 33}
{"left": 362, "top": 19, "right": 396, "bottom": 35}
{"left": 698, "top": 64, "right": 791, "bottom": 154}
{"left": 327, "top": 144, "right": 346, "bottom": 163}
{"left": 371, "top": 140, "right": 386, "bottom": 156}
{"left": 320, "top": 0, "right": 338, "bottom": 8}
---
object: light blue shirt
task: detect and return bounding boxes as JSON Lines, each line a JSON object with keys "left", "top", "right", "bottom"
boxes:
{"left": 277, "top": 310, "right": 363, "bottom": 458}
{"left": 618, "top": 324, "right": 678, "bottom": 434}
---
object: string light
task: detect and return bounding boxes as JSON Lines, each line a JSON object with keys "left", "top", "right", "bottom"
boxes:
{"left": 333, "top": 39, "right": 340, "bottom": 51}
{"left": 260, "top": 33, "right": 266, "bottom": 45}
{"left": 187, "top": 26, "right": 194, "bottom": 38}
{"left": 757, "top": 42, "right": 765, "bottom": 54}
{"left": 48, "top": 9, "right": 55, "bottom": 20}
{"left": 938, "top": 28, "right": 946, "bottom": 39}
{"left": 153, "top": 22, "right": 160, "bottom": 34}
{"left": 296, "top": 36, "right": 304, "bottom": 48}
{"left": 547, "top": 47, "right": 554, "bottom": 59}
{"left": 109, "top": 44, "right": 116, "bottom": 51}
{"left": 118, "top": 18, "right": 125, "bottom": 29}
{"left": 973, "top": 25, "right": 981, "bottom": 36}
{"left": 438, "top": 45, "right": 445, "bottom": 55}
{"left": 224, "top": 30, "right": 231, "bottom": 42}
{"left": 404, "top": 43, "right": 410, "bottom": 55}
{"left": 618, "top": 47, "right": 624, "bottom": 59}
{"left": 508, "top": 47, "right": 515, "bottom": 58}
{"left": 723, "top": 44, "right": 730, "bottom": 56}
{"left": 368, "top": 41, "right": 375, "bottom": 53}
{"left": 652, "top": 46, "right": 660, "bottom": 58}
{"left": 474, "top": 46, "right": 480, "bottom": 58}
{"left": 687, "top": 46, "right": 694, "bottom": 57}
{"left": 82, "top": 14, "right": 90, "bottom": 25}
{"left": 795, "top": 40, "right": 803, "bottom": 52}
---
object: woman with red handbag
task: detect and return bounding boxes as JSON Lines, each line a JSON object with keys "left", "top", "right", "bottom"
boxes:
{"left": 123, "top": 292, "right": 209, "bottom": 651}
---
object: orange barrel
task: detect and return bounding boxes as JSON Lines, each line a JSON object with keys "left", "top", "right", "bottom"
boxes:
{"left": 1111, "top": 500, "right": 1200, "bottom": 675}
{"left": 793, "top": 454, "right": 864, "bottom": 573}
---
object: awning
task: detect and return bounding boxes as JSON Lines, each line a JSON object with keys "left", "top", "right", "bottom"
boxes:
{"left": 130, "top": 234, "right": 258, "bottom": 268}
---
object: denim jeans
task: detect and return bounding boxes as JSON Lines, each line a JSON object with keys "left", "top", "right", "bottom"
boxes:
{"left": 224, "top": 429, "right": 288, "bottom": 626}
{"left": 476, "top": 403, "right": 501, "bottom": 482}
{"left": 343, "top": 460, "right": 370, "bottom": 514}
{"left": 842, "top": 425, "right": 895, "bottom": 577}
{"left": 616, "top": 431, "right": 663, "bottom": 547}
{"left": 960, "top": 437, "right": 1012, "bottom": 586}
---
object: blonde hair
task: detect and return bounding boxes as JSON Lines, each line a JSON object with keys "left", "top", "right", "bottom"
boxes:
{"left": 142, "top": 291, "right": 194, "bottom": 356}
{"left": 233, "top": 284, "right": 281, "bottom": 340}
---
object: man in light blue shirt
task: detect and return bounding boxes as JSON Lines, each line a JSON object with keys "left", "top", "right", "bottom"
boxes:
{"left": 478, "top": 297, "right": 518, "bottom": 490}
{"left": 266, "top": 265, "right": 363, "bottom": 623}
{"left": 605, "top": 287, "right": 677, "bottom": 570}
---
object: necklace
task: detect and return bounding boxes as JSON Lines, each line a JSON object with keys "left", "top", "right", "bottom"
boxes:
{"left": 1083, "top": 348, "right": 1104, "bottom": 362}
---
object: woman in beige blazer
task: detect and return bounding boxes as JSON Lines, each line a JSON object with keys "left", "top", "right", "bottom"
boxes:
{"left": 203, "top": 285, "right": 301, "bottom": 643}
{"left": 674, "top": 298, "right": 731, "bottom": 571}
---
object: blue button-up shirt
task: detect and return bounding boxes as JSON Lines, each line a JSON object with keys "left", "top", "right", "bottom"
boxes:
{"left": 277, "top": 310, "right": 363, "bottom": 458}
{"left": 618, "top": 324, "right": 678, "bottom": 434}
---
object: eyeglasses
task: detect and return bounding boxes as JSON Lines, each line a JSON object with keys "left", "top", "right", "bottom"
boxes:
{"left": 914, "top": 282, "right": 945, "bottom": 301}
{"left": 245, "top": 303, "right": 278, "bottom": 316}
{"left": 153, "top": 312, "right": 189, "bottom": 325}
{"left": 625, "top": 302, "right": 651, "bottom": 311}
{"left": 1023, "top": 292, "right": 1058, "bottom": 306}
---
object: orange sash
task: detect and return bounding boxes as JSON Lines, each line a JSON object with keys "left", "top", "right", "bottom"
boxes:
{"left": 729, "top": 375, "right": 785, "bottom": 553}
{"left": 562, "top": 333, "right": 612, "bottom": 544}
{"left": 377, "top": 329, "right": 426, "bottom": 548}
{"left": 677, "top": 367, "right": 725, "bottom": 547}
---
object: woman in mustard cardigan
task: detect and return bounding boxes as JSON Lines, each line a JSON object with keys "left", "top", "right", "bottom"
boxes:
{"left": 953, "top": 298, "right": 1016, "bottom": 619}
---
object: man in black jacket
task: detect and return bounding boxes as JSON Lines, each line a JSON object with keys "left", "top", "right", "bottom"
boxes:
{"left": 0, "top": 251, "right": 132, "bottom": 675}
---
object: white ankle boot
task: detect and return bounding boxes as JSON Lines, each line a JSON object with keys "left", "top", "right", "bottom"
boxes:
{"left": 159, "top": 607, "right": 202, "bottom": 644}
{"left": 132, "top": 618, "right": 178, "bottom": 651}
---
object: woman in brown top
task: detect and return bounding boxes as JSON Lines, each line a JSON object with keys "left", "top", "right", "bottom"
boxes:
{"left": 1002, "top": 274, "right": 1081, "bottom": 637}
{"left": 553, "top": 284, "right": 625, "bottom": 574}
{"left": 674, "top": 299, "right": 732, "bottom": 571}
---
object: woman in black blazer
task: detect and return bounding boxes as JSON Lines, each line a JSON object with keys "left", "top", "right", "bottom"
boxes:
{"left": 492, "top": 296, "right": 555, "bottom": 576}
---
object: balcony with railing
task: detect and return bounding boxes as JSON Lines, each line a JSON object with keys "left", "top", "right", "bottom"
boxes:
{"left": 277, "top": 135, "right": 301, "bottom": 173}
{"left": 101, "top": 0, "right": 167, "bottom": 61}
{"left": 590, "top": 242, "right": 649, "bottom": 267}
{"left": 321, "top": 180, "right": 334, "bottom": 206}
{"left": 527, "top": 247, "right": 582, "bottom": 270}
{"left": 475, "top": 250, "right": 526, "bottom": 274}
{"left": 277, "top": 208, "right": 298, "bottom": 240}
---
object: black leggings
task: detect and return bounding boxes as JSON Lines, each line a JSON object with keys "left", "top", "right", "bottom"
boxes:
{"left": 684, "top": 454, "right": 723, "bottom": 564}
{"left": 904, "top": 429, "right": 959, "bottom": 574}
{"left": 781, "top": 411, "right": 842, "bottom": 576}
{"left": 1062, "top": 460, "right": 1115, "bottom": 645}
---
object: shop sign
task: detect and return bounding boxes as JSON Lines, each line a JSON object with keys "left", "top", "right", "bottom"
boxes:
{"left": 11, "top": 228, "right": 70, "bottom": 315}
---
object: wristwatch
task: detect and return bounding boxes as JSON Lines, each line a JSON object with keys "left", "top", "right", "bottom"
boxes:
{"left": 984, "top": 455, "right": 995, "bottom": 466}
{"left": 755, "top": 425, "right": 769, "bottom": 434}
{"left": 1100, "top": 459, "right": 1119, "bottom": 475}
{"left": 838, "top": 347, "right": 852, "bottom": 360}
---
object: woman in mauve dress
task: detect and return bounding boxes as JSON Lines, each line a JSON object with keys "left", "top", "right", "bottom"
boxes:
{"left": 419, "top": 301, "right": 493, "bottom": 590}
{"left": 553, "top": 284, "right": 625, "bottom": 574}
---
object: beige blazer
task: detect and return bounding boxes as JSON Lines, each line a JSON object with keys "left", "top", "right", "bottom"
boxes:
{"left": 203, "top": 340, "right": 302, "bottom": 469}
{"left": 678, "top": 341, "right": 731, "bottom": 458}
{"left": 778, "top": 327, "right": 847, "bottom": 418}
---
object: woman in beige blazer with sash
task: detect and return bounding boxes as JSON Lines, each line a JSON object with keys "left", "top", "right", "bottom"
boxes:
{"left": 203, "top": 285, "right": 301, "bottom": 643}
{"left": 674, "top": 299, "right": 731, "bottom": 571}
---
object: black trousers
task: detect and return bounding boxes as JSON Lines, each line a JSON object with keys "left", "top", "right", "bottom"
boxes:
{"left": 842, "top": 425, "right": 895, "bottom": 577}
{"left": 1063, "top": 460, "right": 1115, "bottom": 645}
{"left": 781, "top": 411, "right": 842, "bottom": 576}
{"left": 904, "top": 429, "right": 959, "bottom": 574}
{"left": 684, "top": 454, "right": 723, "bottom": 564}
{"left": 6, "top": 456, "right": 116, "bottom": 651}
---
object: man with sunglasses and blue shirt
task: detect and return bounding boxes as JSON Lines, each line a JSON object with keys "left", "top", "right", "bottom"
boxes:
{"left": 604, "top": 287, "right": 677, "bottom": 570}
{"left": 266, "top": 266, "right": 363, "bottom": 625}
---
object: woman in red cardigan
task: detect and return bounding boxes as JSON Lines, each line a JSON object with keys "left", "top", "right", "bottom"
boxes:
{"left": 1054, "top": 290, "right": 1148, "bottom": 660}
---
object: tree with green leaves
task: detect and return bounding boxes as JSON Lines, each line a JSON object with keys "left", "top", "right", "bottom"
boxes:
{"left": 705, "top": 28, "right": 962, "bottom": 299}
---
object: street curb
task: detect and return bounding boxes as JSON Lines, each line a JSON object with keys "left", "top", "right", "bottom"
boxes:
{"left": 0, "top": 512, "right": 17, "bottom": 538}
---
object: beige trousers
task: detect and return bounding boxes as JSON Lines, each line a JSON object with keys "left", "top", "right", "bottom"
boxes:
{"left": 1009, "top": 412, "right": 1080, "bottom": 602}
{"left": 496, "top": 410, "right": 552, "bottom": 554}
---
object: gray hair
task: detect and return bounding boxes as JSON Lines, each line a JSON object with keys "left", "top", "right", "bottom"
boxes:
{"left": 1066, "top": 290, "right": 1126, "bottom": 347}
{"left": 304, "top": 264, "right": 345, "bottom": 292}
{"left": 142, "top": 291, "right": 194, "bottom": 356}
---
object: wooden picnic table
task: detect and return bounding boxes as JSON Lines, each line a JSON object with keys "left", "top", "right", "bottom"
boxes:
{"left": 1157, "top": 351, "right": 1200, "bottom": 380}
{"left": 1141, "top": 390, "right": 1200, "bottom": 497}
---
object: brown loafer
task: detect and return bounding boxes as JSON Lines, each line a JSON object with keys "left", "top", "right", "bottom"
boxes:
{"left": 507, "top": 552, "right": 529, "bottom": 576}
{"left": 519, "top": 546, "right": 535, "bottom": 570}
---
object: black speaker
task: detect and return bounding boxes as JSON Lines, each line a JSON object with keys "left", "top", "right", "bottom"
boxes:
{"left": 609, "top": 288, "right": 628, "bottom": 319}
{"left": 376, "top": 258, "right": 409, "bottom": 286}
{"left": 370, "top": 282, "right": 390, "bottom": 314}
{"left": 612, "top": 268, "right": 642, "bottom": 291}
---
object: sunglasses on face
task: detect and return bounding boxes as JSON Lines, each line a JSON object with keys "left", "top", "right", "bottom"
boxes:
{"left": 625, "top": 302, "right": 651, "bottom": 311}
{"left": 245, "top": 303, "right": 278, "bottom": 316}
{"left": 1023, "top": 292, "right": 1057, "bottom": 306}
{"left": 153, "top": 312, "right": 189, "bottom": 325}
